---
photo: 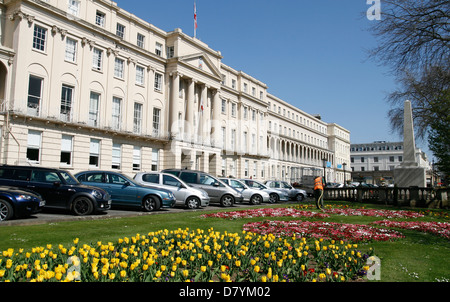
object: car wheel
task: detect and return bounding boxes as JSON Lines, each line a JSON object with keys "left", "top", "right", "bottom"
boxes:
{"left": 185, "top": 196, "right": 200, "bottom": 209}
{"left": 250, "top": 194, "right": 262, "bottom": 205}
{"left": 295, "top": 194, "right": 304, "bottom": 202}
{"left": 269, "top": 193, "right": 279, "bottom": 204}
{"left": 72, "top": 197, "right": 93, "bottom": 216}
{"left": 0, "top": 199, "right": 13, "bottom": 221}
{"left": 143, "top": 195, "right": 161, "bottom": 212}
{"left": 220, "top": 194, "right": 234, "bottom": 207}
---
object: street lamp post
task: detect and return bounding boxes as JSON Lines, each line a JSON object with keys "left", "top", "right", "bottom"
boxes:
{"left": 343, "top": 162, "right": 347, "bottom": 187}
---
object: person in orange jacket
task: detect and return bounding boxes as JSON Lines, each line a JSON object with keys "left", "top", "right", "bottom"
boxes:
{"left": 314, "top": 176, "right": 325, "bottom": 210}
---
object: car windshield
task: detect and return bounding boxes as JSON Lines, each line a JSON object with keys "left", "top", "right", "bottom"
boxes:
{"left": 60, "top": 171, "right": 79, "bottom": 185}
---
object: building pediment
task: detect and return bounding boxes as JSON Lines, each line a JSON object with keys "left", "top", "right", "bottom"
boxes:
{"left": 177, "top": 52, "right": 222, "bottom": 81}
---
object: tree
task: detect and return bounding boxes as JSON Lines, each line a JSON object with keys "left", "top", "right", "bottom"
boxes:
{"left": 368, "top": 0, "right": 450, "bottom": 177}
{"left": 369, "top": 0, "right": 449, "bottom": 75}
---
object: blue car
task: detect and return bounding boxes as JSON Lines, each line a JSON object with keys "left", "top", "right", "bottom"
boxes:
{"left": 75, "top": 171, "right": 176, "bottom": 211}
{"left": 0, "top": 186, "right": 45, "bottom": 221}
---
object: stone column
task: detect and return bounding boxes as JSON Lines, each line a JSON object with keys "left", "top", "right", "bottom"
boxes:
{"left": 186, "top": 78, "right": 195, "bottom": 142}
{"left": 170, "top": 72, "right": 180, "bottom": 137}
{"left": 211, "top": 89, "right": 221, "bottom": 147}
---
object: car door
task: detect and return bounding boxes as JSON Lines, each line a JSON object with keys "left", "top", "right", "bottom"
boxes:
{"left": 161, "top": 174, "right": 186, "bottom": 203}
{"left": 105, "top": 173, "right": 138, "bottom": 206}
{"left": 197, "top": 173, "right": 222, "bottom": 202}
{"left": 28, "top": 170, "right": 71, "bottom": 208}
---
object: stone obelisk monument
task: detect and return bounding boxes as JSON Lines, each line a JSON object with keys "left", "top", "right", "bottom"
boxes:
{"left": 394, "top": 100, "right": 426, "bottom": 187}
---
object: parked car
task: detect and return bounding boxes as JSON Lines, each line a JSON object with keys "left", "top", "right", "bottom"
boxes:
{"left": 219, "top": 178, "right": 270, "bottom": 205}
{"left": 134, "top": 172, "right": 209, "bottom": 209}
{"left": 75, "top": 171, "right": 176, "bottom": 211}
{"left": 162, "top": 169, "right": 243, "bottom": 207}
{"left": 240, "top": 179, "right": 289, "bottom": 203}
{"left": 0, "top": 186, "right": 45, "bottom": 221}
{"left": 264, "top": 180, "right": 307, "bottom": 201}
{"left": 0, "top": 165, "right": 111, "bottom": 216}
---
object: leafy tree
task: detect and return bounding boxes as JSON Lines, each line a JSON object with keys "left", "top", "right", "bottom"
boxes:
{"left": 368, "top": 0, "right": 449, "bottom": 178}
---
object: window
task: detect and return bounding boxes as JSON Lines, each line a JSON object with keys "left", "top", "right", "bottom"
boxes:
{"left": 33, "top": 25, "right": 47, "bottom": 51}
{"left": 243, "top": 83, "right": 247, "bottom": 93}
{"left": 231, "top": 79, "right": 236, "bottom": 89}
{"left": 133, "top": 146, "right": 141, "bottom": 171}
{"left": 65, "top": 38, "right": 77, "bottom": 62}
{"left": 67, "top": 0, "right": 80, "bottom": 16}
{"left": 136, "top": 65, "right": 145, "bottom": 86}
{"left": 89, "top": 139, "right": 100, "bottom": 168}
{"left": 231, "top": 103, "right": 236, "bottom": 117}
{"left": 27, "top": 75, "right": 43, "bottom": 116}
{"left": 142, "top": 173, "right": 159, "bottom": 184}
{"left": 133, "top": 102, "right": 143, "bottom": 134}
{"left": 243, "top": 107, "right": 248, "bottom": 119}
{"left": 137, "top": 33, "right": 145, "bottom": 48}
{"left": 389, "top": 156, "right": 395, "bottom": 162}
{"left": 167, "top": 46, "right": 174, "bottom": 58}
{"left": 221, "top": 100, "right": 226, "bottom": 114}
{"left": 199, "top": 174, "right": 217, "bottom": 186}
{"left": 112, "top": 143, "right": 121, "bottom": 170}
{"left": 60, "top": 85, "right": 74, "bottom": 122}
{"left": 60, "top": 135, "right": 73, "bottom": 166}
{"left": 163, "top": 175, "right": 182, "bottom": 187}
{"left": 116, "top": 23, "right": 125, "bottom": 39}
{"left": 112, "top": 97, "right": 121, "bottom": 130}
{"left": 31, "top": 171, "right": 61, "bottom": 183}
{"left": 92, "top": 48, "right": 103, "bottom": 71}
{"left": 151, "top": 149, "right": 159, "bottom": 171}
{"left": 221, "top": 127, "right": 226, "bottom": 149}
{"left": 152, "top": 108, "right": 161, "bottom": 136}
{"left": 155, "top": 42, "right": 162, "bottom": 56}
{"left": 89, "top": 92, "right": 100, "bottom": 127}
{"left": 114, "top": 58, "right": 124, "bottom": 79}
{"left": 154, "top": 73, "right": 162, "bottom": 91}
{"left": 95, "top": 11, "right": 105, "bottom": 27}
{"left": 27, "top": 130, "right": 42, "bottom": 163}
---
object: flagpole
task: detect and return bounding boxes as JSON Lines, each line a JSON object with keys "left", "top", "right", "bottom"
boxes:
{"left": 194, "top": 1, "right": 197, "bottom": 38}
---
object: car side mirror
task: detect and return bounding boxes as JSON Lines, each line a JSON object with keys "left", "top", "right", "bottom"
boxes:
{"left": 53, "top": 181, "right": 61, "bottom": 187}
{"left": 213, "top": 182, "right": 220, "bottom": 187}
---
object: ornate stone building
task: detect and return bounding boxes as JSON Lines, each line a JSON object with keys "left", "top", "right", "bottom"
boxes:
{"left": 0, "top": 0, "right": 350, "bottom": 183}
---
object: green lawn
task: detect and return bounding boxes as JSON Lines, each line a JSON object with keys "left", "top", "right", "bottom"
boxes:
{"left": 1, "top": 201, "right": 449, "bottom": 282}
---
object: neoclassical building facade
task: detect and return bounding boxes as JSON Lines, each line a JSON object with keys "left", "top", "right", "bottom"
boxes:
{"left": 0, "top": 0, "right": 351, "bottom": 183}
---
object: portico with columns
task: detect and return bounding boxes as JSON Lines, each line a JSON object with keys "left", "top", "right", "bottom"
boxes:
{"left": 164, "top": 48, "right": 224, "bottom": 175}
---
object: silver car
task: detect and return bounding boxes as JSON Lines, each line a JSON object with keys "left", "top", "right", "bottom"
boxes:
{"left": 220, "top": 178, "right": 270, "bottom": 205}
{"left": 134, "top": 172, "right": 209, "bottom": 209}
{"left": 264, "top": 180, "right": 307, "bottom": 201}
{"left": 240, "top": 179, "right": 289, "bottom": 203}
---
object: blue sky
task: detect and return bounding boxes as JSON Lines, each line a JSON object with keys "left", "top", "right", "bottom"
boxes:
{"left": 114, "top": 0, "right": 431, "bottom": 156}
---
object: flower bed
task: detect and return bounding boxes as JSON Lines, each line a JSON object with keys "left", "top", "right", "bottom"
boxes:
{"left": 323, "top": 208, "right": 424, "bottom": 219}
{"left": 372, "top": 220, "right": 450, "bottom": 239}
{"left": 243, "top": 220, "right": 405, "bottom": 242}
{"left": 201, "top": 208, "right": 330, "bottom": 220}
{"left": 0, "top": 228, "right": 374, "bottom": 282}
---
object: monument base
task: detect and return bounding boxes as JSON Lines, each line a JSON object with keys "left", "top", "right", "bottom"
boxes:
{"left": 394, "top": 166, "right": 426, "bottom": 187}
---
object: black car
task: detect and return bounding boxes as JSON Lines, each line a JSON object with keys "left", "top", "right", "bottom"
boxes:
{"left": 0, "top": 186, "right": 45, "bottom": 221}
{"left": 0, "top": 165, "right": 111, "bottom": 216}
